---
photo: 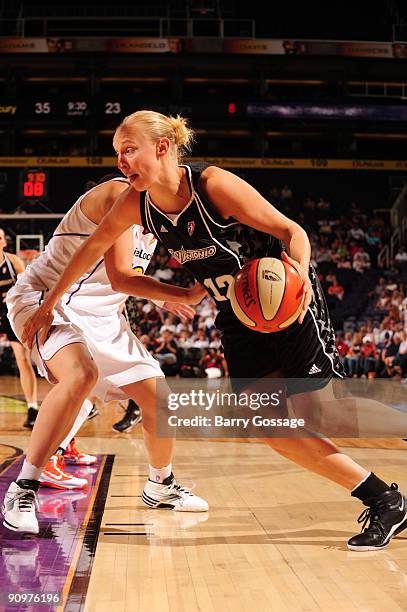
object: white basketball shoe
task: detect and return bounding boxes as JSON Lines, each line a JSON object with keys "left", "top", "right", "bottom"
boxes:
{"left": 142, "top": 474, "right": 208, "bottom": 512}
{"left": 2, "top": 480, "right": 40, "bottom": 534}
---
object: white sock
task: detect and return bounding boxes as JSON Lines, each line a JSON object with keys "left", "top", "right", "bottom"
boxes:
{"left": 27, "top": 402, "right": 38, "bottom": 411}
{"left": 59, "top": 399, "right": 93, "bottom": 450}
{"left": 17, "top": 458, "right": 43, "bottom": 482}
{"left": 149, "top": 463, "right": 172, "bottom": 484}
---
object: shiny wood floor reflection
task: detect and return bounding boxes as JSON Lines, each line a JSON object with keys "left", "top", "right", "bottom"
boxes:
{"left": 1, "top": 375, "right": 407, "bottom": 611}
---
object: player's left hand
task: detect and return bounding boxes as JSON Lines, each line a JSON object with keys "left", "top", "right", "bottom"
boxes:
{"left": 162, "top": 302, "right": 196, "bottom": 321}
{"left": 281, "top": 251, "right": 313, "bottom": 324}
{"left": 21, "top": 300, "right": 55, "bottom": 348}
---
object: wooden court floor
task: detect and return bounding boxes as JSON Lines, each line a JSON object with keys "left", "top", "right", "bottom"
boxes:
{"left": 1, "top": 375, "right": 407, "bottom": 612}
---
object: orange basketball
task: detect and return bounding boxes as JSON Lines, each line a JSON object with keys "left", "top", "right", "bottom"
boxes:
{"left": 230, "top": 257, "right": 305, "bottom": 333}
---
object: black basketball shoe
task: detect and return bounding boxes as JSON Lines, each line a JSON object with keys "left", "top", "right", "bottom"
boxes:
{"left": 86, "top": 403, "right": 99, "bottom": 421}
{"left": 348, "top": 483, "right": 407, "bottom": 551}
{"left": 112, "top": 400, "right": 142, "bottom": 433}
{"left": 23, "top": 407, "right": 38, "bottom": 429}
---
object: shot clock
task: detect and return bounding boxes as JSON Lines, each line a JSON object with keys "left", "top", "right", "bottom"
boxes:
{"left": 19, "top": 169, "right": 49, "bottom": 202}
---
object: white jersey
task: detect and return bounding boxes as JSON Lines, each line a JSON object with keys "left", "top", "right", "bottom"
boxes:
{"left": 6, "top": 178, "right": 163, "bottom": 401}
{"left": 15, "top": 178, "right": 157, "bottom": 316}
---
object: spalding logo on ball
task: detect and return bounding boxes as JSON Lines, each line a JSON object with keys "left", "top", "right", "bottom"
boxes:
{"left": 230, "top": 257, "right": 305, "bottom": 332}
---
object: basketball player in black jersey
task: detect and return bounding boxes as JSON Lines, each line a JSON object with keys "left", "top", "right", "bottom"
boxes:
{"left": 22, "top": 111, "right": 407, "bottom": 552}
{"left": 0, "top": 227, "right": 38, "bottom": 428}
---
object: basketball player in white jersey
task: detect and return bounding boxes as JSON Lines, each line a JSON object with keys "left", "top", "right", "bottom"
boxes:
{"left": 2, "top": 177, "right": 208, "bottom": 534}
{"left": 0, "top": 228, "right": 39, "bottom": 428}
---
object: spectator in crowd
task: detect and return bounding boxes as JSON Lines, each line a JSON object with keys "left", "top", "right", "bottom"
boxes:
{"left": 395, "top": 246, "right": 407, "bottom": 264}
{"left": 281, "top": 184, "right": 293, "bottom": 200}
{"left": 192, "top": 329, "right": 209, "bottom": 350}
{"left": 344, "top": 333, "right": 363, "bottom": 377}
{"left": 335, "top": 333, "right": 350, "bottom": 361}
{"left": 353, "top": 249, "right": 371, "bottom": 273}
{"left": 199, "top": 348, "right": 228, "bottom": 379}
{"left": 153, "top": 330, "right": 178, "bottom": 372}
{"left": 327, "top": 276, "right": 345, "bottom": 301}
{"left": 359, "top": 335, "right": 377, "bottom": 378}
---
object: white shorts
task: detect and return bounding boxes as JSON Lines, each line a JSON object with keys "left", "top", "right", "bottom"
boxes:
{"left": 6, "top": 282, "right": 164, "bottom": 402}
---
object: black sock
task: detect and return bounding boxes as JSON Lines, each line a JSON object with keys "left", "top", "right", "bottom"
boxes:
{"left": 351, "top": 472, "right": 390, "bottom": 505}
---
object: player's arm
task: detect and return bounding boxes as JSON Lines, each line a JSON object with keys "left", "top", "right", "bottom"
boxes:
{"left": 104, "top": 227, "right": 207, "bottom": 306}
{"left": 202, "top": 166, "right": 313, "bottom": 321}
{"left": 22, "top": 187, "right": 137, "bottom": 346}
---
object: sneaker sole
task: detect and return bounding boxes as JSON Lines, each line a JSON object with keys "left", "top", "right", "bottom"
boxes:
{"left": 65, "top": 458, "right": 97, "bottom": 465}
{"left": 3, "top": 518, "right": 39, "bottom": 534}
{"left": 112, "top": 425, "right": 135, "bottom": 433}
{"left": 39, "top": 480, "right": 87, "bottom": 490}
{"left": 141, "top": 492, "right": 208, "bottom": 512}
{"left": 347, "top": 543, "right": 388, "bottom": 551}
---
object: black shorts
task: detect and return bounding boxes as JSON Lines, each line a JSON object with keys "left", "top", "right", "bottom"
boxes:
{"left": 221, "top": 266, "right": 346, "bottom": 396}
{"left": 0, "top": 312, "right": 18, "bottom": 342}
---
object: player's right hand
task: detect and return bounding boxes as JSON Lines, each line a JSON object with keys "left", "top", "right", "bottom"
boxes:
{"left": 21, "top": 302, "right": 55, "bottom": 348}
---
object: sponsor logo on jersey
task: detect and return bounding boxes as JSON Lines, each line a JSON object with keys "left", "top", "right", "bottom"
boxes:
{"left": 262, "top": 269, "right": 282, "bottom": 282}
{"left": 187, "top": 221, "right": 195, "bottom": 236}
{"left": 133, "top": 248, "right": 152, "bottom": 261}
{"left": 168, "top": 245, "right": 216, "bottom": 264}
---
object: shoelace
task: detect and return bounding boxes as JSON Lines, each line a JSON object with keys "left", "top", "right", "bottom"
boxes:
{"left": 164, "top": 480, "right": 196, "bottom": 498}
{"left": 67, "top": 441, "right": 80, "bottom": 458}
{"left": 14, "top": 490, "right": 39, "bottom": 512}
{"left": 55, "top": 456, "right": 67, "bottom": 471}
{"left": 357, "top": 483, "right": 399, "bottom": 534}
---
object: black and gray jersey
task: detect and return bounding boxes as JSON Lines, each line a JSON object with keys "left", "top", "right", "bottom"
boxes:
{"left": 0, "top": 253, "right": 17, "bottom": 314}
{"left": 139, "top": 162, "right": 282, "bottom": 330}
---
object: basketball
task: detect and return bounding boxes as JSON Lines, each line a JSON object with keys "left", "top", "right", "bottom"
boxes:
{"left": 230, "top": 257, "right": 305, "bottom": 332}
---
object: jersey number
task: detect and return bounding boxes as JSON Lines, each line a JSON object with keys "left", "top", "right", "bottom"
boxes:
{"left": 203, "top": 275, "right": 234, "bottom": 302}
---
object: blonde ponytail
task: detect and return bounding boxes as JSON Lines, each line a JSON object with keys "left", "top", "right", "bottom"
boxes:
{"left": 116, "top": 110, "right": 195, "bottom": 161}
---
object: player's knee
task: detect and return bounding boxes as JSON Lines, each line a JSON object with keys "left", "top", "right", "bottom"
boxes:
{"left": 70, "top": 359, "right": 99, "bottom": 391}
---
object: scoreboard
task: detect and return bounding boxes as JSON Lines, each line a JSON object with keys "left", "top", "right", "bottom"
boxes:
{"left": 0, "top": 99, "right": 244, "bottom": 120}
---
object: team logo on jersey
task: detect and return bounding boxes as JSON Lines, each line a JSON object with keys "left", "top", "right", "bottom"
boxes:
{"left": 187, "top": 221, "right": 195, "bottom": 236}
{"left": 168, "top": 245, "right": 216, "bottom": 264}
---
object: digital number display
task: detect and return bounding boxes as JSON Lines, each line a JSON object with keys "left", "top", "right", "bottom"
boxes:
{"left": 67, "top": 100, "right": 88, "bottom": 116}
{"left": 104, "top": 101, "right": 122, "bottom": 114}
{"left": 19, "top": 169, "right": 49, "bottom": 201}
